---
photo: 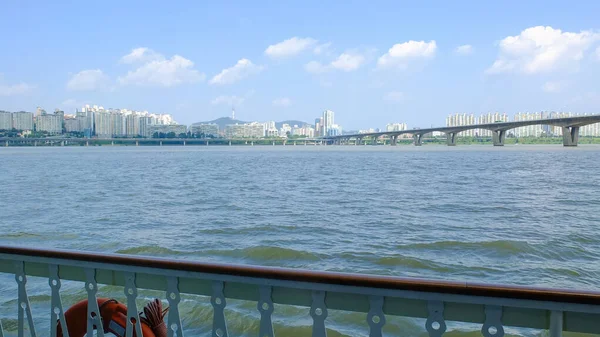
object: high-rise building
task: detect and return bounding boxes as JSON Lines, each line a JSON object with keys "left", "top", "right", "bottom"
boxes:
{"left": 323, "top": 110, "right": 334, "bottom": 135}
{"left": 94, "top": 111, "right": 112, "bottom": 138}
{"left": 35, "top": 110, "right": 63, "bottom": 134}
{"left": 386, "top": 123, "right": 408, "bottom": 132}
{"left": 12, "top": 112, "right": 34, "bottom": 131}
{"left": 191, "top": 124, "right": 219, "bottom": 137}
{"left": 0, "top": 111, "right": 12, "bottom": 130}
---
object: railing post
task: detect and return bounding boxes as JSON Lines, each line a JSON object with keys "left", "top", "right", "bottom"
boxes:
{"left": 16, "top": 261, "right": 37, "bottom": 337}
{"left": 367, "top": 296, "right": 385, "bottom": 337}
{"left": 310, "top": 290, "right": 328, "bottom": 337}
{"left": 166, "top": 277, "right": 184, "bottom": 337}
{"left": 124, "top": 272, "right": 143, "bottom": 337}
{"left": 211, "top": 281, "right": 229, "bottom": 337}
{"left": 50, "top": 265, "right": 69, "bottom": 337}
{"left": 550, "top": 311, "right": 563, "bottom": 337}
{"left": 426, "top": 301, "right": 446, "bottom": 337}
{"left": 258, "top": 286, "right": 275, "bottom": 337}
{"left": 84, "top": 269, "right": 105, "bottom": 337}
{"left": 481, "top": 305, "right": 504, "bottom": 337}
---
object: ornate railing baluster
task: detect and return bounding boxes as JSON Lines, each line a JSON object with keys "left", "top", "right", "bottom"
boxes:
{"left": 367, "top": 296, "right": 385, "bottom": 337}
{"left": 49, "top": 265, "right": 69, "bottom": 337}
{"left": 124, "top": 272, "right": 143, "bottom": 337}
{"left": 310, "top": 290, "right": 328, "bottom": 337}
{"left": 166, "top": 277, "right": 184, "bottom": 337}
{"left": 550, "top": 310, "right": 563, "bottom": 337}
{"left": 0, "top": 317, "right": 4, "bottom": 337}
{"left": 211, "top": 281, "right": 229, "bottom": 337}
{"left": 481, "top": 305, "right": 504, "bottom": 337}
{"left": 85, "top": 268, "right": 104, "bottom": 337}
{"left": 426, "top": 301, "right": 446, "bottom": 337}
{"left": 257, "top": 286, "right": 274, "bottom": 337}
{"left": 16, "top": 261, "right": 36, "bottom": 337}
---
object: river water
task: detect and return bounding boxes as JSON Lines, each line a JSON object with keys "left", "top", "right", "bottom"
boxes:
{"left": 1, "top": 146, "right": 599, "bottom": 336}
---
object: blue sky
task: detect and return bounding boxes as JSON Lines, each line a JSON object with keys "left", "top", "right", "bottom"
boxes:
{"left": 1, "top": 0, "right": 600, "bottom": 129}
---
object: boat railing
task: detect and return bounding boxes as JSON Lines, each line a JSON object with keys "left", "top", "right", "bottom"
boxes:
{"left": 0, "top": 245, "right": 599, "bottom": 336}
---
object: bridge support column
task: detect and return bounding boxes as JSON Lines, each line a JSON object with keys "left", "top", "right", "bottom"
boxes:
{"left": 61, "top": 141, "right": 64, "bottom": 147}
{"left": 446, "top": 132, "right": 457, "bottom": 146}
{"left": 5, "top": 140, "right": 8, "bottom": 147}
{"left": 136, "top": 140, "right": 139, "bottom": 146}
{"left": 34, "top": 141, "right": 37, "bottom": 147}
{"left": 390, "top": 136, "right": 398, "bottom": 146}
{"left": 562, "top": 126, "right": 579, "bottom": 146}
{"left": 183, "top": 140, "right": 186, "bottom": 146}
{"left": 229, "top": 141, "right": 232, "bottom": 146}
{"left": 372, "top": 136, "right": 378, "bottom": 145}
{"left": 206, "top": 140, "right": 209, "bottom": 146}
{"left": 160, "top": 141, "right": 163, "bottom": 146}
{"left": 86, "top": 141, "right": 89, "bottom": 147}
{"left": 414, "top": 134, "right": 423, "bottom": 146}
{"left": 111, "top": 141, "right": 114, "bottom": 146}
{"left": 492, "top": 130, "right": 506, "bottom": 146}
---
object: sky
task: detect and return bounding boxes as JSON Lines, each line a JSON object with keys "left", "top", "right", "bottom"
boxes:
{"left": 1, "top": 0, "right": 600, "bottom": 130}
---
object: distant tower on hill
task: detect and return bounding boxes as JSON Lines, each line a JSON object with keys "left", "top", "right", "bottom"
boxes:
{"left": 231, "top": 106, "right": 235, "bottom": 120}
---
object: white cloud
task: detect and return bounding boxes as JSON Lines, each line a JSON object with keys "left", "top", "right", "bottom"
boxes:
{"left": 305, "top": 52, "right": 366, "bottom": 73}
{"left": 211, "top": 95, "right": 245, "bottom": 106}
{"left": 120, "top": 47, "right": 164, "bottom": 64}
{"left": 596, "top": 46, "right": 600, "bottom": 60}
{"left": 272, "top": 97, "right": 292, "bottom": 107}
{"left": 67, "top": 69, "right": 109, "bottom": 91}
{"left": 542, "top": 81, "right": 564, "bottom": 93}
{"left": 313, "top": 42, "right": 332, "bottom": 55}
{"left": 305, "top": 61, "right": 328, "bottom": 74}
{"left": 209, "top": 59, "right": 264, "bottom": 85}
{"left": 384, "top": 91, "right": 405, "bottom": 102}
{"left": 0, "top": 75, "right": 34, "bottom": 96}
{"left": 377, "top": 40, "right": 437, "bottom": 68}
{"left": 455, "top": 44, "right": 473, "bottom": 55}
{"left": 331, "top": 53, "right": 365, "bottom": 71}
{"left": 264, "top": 37, "right": 318, "bottom": 58}
{"left": 486, "top": 26, "right": 600, "bottom": 74}
{"left": 118, "top": 55, "right": 205, "bottom": 87}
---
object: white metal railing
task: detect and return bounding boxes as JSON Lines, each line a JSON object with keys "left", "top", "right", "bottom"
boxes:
{"left": 1, "top": 246, "right": 599, "bottom": 337}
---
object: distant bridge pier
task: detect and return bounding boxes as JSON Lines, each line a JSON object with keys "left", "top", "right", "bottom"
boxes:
{"left": 562, "top": 126, "right": 580, "bottom": 146}
{"left": 492, "top": 130, "right": 507, "bottom": 146}
{"left": 111, "top": 141, "right": 114, "bottom": 146}
{"left": 414, "top": 134, "right": 423, "bottom": 146}
{"left": 206, "top": 140, "right": 209, "bottom": 146}
{"left": 136, "top": 140, "right": 139, "bottom": 146}
{"left": 372, "top": 136, "right": 378, "bottom": 145}
{"left": 160, "top": 141, "right": 163, "bottom": 146}
{"left": 446, "top": 132, "right": 457, "bottom": 146}
{"left": 183, "top": 140, "right": 186, "bottom": 146}
{"left": 5, "top": 140, "right": 8, "bottom": 147}
{"left": 229, "top": 141, "right": 232, "bottom": 146}
{"left": 390, "top": 135, "right": 398, "bottom": 146}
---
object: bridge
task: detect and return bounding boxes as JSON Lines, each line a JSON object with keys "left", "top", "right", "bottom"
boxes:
{"left": 325, "top": 115, "right": 600, "bottom": 147}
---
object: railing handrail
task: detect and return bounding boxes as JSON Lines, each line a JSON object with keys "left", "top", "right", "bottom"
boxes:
{"left": 2, "top": 245, "right": 599, "bottom": 305}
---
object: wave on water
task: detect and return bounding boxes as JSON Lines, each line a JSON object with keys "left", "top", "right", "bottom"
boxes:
{"left": 397, "top": 240, "right": 535, "bottom": 255}
{"left": 115, "top": 245, "right": 188, "bottom": 256}
{"left": 204, "top": 246, "right": 322, "bottom": 261}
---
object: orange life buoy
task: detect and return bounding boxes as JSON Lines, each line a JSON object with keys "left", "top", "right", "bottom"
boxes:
{"left": 57, "top": 297, "right": 167, "bottom": 337}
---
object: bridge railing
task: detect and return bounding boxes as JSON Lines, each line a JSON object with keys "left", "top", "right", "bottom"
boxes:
{"left": 1, "top": 246, "right": 599, "bottom": 337}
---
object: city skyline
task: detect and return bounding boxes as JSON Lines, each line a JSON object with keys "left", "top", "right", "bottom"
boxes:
{"left": 1, "top": 2, "right": 600, "bottom": 129}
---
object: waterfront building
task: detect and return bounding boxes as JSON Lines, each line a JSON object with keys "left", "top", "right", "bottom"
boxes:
{"left": 225, "top": 122, "right": 265, "bottom": 138}
{"left": 148, "top": 124, "right": 187, "bottom": 137}
{"left": 64, "top": 116, "right": 79, "bottom": 133}
{"left": 35, "top": 111, "right": 63, "bottom": 134}
{"left": 0, "top": 111, "right": 12, "bottom": 130}
{"left": 386, "top": 123, "right": 407, "bottom": 132}
{"left": 12, "top": 112, "right": 34, "bottom": 131}
{"left": 279, "top": 123, "right": 292, "bottom": 137}
{"left": 94, "top": 111, "right": 112, "bottom": 138}
{"left": 323, "top": 110, "right": 335, "bottom": 135}
{"left": 191, "top": 124, "right": 219, "bottom": 137}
